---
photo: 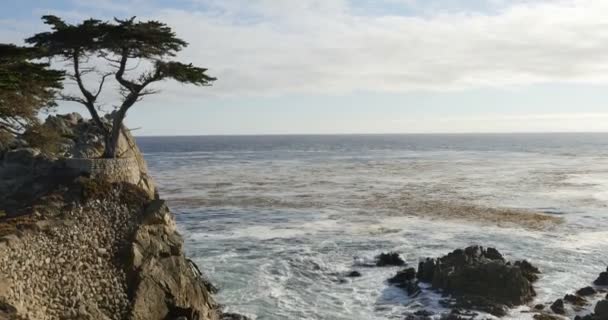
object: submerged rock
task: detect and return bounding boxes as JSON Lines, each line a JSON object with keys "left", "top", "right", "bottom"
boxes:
{"left": 346, "top": 270, "right": 362, "bottom": 277}
{"left": 416, "top": 246, "right": 539, "bottom": 314}
{"left": 375, "top": 252, "right": 405, "bottom": 267}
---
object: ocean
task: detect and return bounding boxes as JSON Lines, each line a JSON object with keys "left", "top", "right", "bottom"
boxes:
{"left": 137, "top": 133, "right": 608, "bottom": 320}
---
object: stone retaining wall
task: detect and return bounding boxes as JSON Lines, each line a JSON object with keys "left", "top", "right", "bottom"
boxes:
{"left": 63, "top": 157, "right": 153, "bottom": 196}
{"left": 64, "top": 157, "right": 141, "bottom": 184}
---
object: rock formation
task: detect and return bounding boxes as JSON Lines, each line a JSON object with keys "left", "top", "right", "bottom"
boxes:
{"left": 375, "top": 252, "right": 406, "bottom": 267}
{"left": 410, "top": 246, "right": 540, "bottom": 317}
{"left": 0, "top": 113, "right": 228, "bottom": 320}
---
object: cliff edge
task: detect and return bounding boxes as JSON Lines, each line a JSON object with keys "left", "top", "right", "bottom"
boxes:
{"left": 0, "top": 114, "right": 224, "bottom": 320}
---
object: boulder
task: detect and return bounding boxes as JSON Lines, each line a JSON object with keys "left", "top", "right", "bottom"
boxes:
{"left": 346, "top": 271, "right": 361, "bottom": 277}
{"left": 595, "top": 300, "right": 608, "bottom": 319}
{"left": 417, "top": 246, "right": 538, "bottom": 309}
{"left": 375, "top": 252, "right": 405, "bottom": 267}
{"left": 551, "top": 299, "right": 565, "bottom": 314}
{"left": 595, "top": 268, "right": 608, "bottom": 286}
{"left": 564, "top": 294, "right": 587, "bottom": 307}
{"left": 388, "top": 267, "right": 420, "bottom": 296}
{"left": 577, "top": 286, "right": 597, "bottom": 297}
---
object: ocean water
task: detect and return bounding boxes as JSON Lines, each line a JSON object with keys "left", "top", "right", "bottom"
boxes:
{"left": 137, "top": 134, "right": 608, "bottom": 320}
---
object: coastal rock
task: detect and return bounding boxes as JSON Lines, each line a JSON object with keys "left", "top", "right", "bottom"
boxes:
{"left": 127, "top": 199, "right": 218, "bottom": 320}
{"left": 346, "top": 271, "right": 361, "bottom": 277}
{"left": 221, "top": 313, "right": 252, "bottom": 320}
{"left": 417, "top": 258, "right": 435, "bottom": 283}
{"left": 564, "top": 294, "right": 587, "bottom": 307}
{"left": 534, "top": 313, "right": 565, "bottom": 320}
{"left": 551, "top": 299, "right": 565, "bottom": 314}
{"left": 595, "top": 300, "right": 608, "bottom": 318}
{"left": 445, "top": 295, "right": 509, "bottom": 317}
{"left": 577, "top": 286, "right": 597, "bottom": 297}
{"left": 375, "top": 252, "right": 405, "bottom": 267}
{"left": 417, "top": 246, "right": 538, "bottom": 312}
{"left": 388, "top": 267, "right": 420, "bottom": 296}
{"left": 595, "top": 268, "right": 608, "bottom": 286}
{"left": 515, "top": 260, "right": 541, "bottom": 282}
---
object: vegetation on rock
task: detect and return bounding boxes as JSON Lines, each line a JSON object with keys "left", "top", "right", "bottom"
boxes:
{"left": 25, "top": 15, "right": 216, "bottom": 158}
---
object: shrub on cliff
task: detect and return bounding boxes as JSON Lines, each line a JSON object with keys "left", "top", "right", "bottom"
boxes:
{"left": 20, "top": 123, "right": 63, "bottom": 155}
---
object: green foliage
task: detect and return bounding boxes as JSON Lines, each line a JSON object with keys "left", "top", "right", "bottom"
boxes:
{"left": 103, "top": 17, "right": 188, "bottom": 58}
{"left": 0, "top": 44, "right": 64, "bottom": 138}
{"left": 155, "top": 61, "right": 216, "bottom": 86}
{"left": 26, "top": 15, "right": 216, "bottom": 158}
{"left": 21, "top": 123, "right": 63, "bottom": 155}
{"left": 25, "top": 16, "right": 107, "bottom": 57}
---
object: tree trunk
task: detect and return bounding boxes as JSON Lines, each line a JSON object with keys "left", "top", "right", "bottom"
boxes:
{"left": 102, "top": 132, "right": 117, "bottom": 158}
{"left": 102, "top": 110, "right": 126, "bottom": 158}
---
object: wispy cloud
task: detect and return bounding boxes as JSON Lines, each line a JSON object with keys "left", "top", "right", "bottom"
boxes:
{"left": 150, "top": 0, "right": 608, "bottom": 96}
{"left": 10, "top": 0, "right": 608, "bottom": 98}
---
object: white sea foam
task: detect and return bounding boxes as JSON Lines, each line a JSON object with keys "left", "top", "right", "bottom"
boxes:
{"left": 144, "top": 134, "right": 608, "bottom": 320}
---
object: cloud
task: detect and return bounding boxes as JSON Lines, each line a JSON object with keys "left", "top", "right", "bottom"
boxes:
{"left": 10, "top": 0, "right": 608, "bottom": 98}
{"left": 137, "top": 0, "right": 608, "bottom": 97}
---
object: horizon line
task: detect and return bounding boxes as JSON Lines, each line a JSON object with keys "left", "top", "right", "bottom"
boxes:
{"left": 133, "top": 131, "right": 608, "bottom": 138}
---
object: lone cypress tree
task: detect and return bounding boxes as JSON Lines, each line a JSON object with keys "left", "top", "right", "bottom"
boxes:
{"left": 27, "top": 16, "right": 216, "bottom": 158}
{"left": 0, "top": 44, "right": 64, "bottom": 144}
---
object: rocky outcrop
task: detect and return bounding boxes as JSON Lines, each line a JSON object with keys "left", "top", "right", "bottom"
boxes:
{"left": 387, "top": 267, "right": 420, "bottom": 296}
{"left": 595, "top": 268, "right": 608, "bottom": 286}
{"left": 0, "top": 113, "right": 156, "bottom": 201}
{"left": 0, "top": 178, "right": 220, "bottom": 320}
{"left": 595, "top": 300, "right": 608, "bottom": 319}
{"left": 127, "top": 199, "right": 218, "bottom": 320}
{"left": 415, "top": 246, "right": 540, "bottom": 316}
{"left": 375, "top": 252, "right": 405, "bottom": 267}
{"left": 550, "top": 299, "right": 565, "bottom": 314}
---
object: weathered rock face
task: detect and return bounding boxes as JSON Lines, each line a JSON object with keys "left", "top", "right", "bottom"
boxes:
{"left": 0, "top": 180, "right": 221, "bottom": 320}
{"left": 127, "top": 199, "right": 219, "bottom": 320}
{"left": 416, "top": 246, "right": 539, "bottom": 316}
{"left": 0, "top": 113, "right": 157, "bottom": 203}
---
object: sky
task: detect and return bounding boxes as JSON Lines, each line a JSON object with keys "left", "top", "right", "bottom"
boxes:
{"left": 2, "top": 0, "right": 608, "bottom": 135}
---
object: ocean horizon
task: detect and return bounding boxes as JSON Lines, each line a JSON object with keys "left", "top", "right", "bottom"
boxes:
{"left": 137, "top": 133, "right": 608, "bottom": 319}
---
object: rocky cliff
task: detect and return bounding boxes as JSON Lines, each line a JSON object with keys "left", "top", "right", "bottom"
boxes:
{"left": 0, "top": 114, "right": 225, "bottom": 320}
